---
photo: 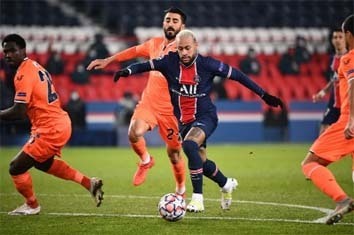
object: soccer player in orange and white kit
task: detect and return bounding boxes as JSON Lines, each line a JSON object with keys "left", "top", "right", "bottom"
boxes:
{"left": 1, "top": 34, "right": 104, "bottom": 215}
{"left": 301, "top": 14, "right": 354, "bottom": 225}
{"left": 87, "top": 7, "right": 186, "bottom": 196}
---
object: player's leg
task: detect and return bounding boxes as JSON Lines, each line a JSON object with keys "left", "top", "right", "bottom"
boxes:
{"left": 27, "top": 123, "right": 103, "bottom": 207}
{"left": 8, "top": 150, "right": 40, "bottom": 215}
{"left": 199, "top": 147, "right": 238, "bottom": 210}
{"left": 181, "top": 126, "right": 205, "bottom": 212}
{"left": 129, "top": 105, "right": 157, "bottom": 186}
{"left": 166, "top": 147, "right": 186, "bottom": 195}
{"left": 302, "top": 152, "right": 353, "bottom": 224}
{"left": 34, "top": 157, "right": 103, "bottom": 207}
{"left": 301, "top": 118, "right": 354, "bottom": 224}
{"left": 158, "top": 115, "right": 186, "bottom": 196}
{"left": 302, "top": 153, "right": 347, "bottom": 202}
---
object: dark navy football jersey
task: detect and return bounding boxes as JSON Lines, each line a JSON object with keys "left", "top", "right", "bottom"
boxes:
{"left": 127, "top": 51, "right": 265, "bottom": 124}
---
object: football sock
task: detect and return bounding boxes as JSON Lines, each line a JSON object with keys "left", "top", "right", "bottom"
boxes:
{"left": 182, "top": 140, "right": 203, "bottom": 194}
{"left": 11, "top": 172, "right": 39, "bottom": 208}
{"left": 130, "top": 137, "right": 150, "bottom": 163}
{"left": 203, "top": 159, "right": 227, "bottom": 188}
{"left": 302, "top": 162, "right": 347, "bottom": 202}
{"left": 171, "top": 157, "right": 186, "bottom": 193}
{"left": 47, "top": 159, "right": 91, "bottom": 190}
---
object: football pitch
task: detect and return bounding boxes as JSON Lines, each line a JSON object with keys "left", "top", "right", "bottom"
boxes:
{"left": 0, "top": 144, "right": 353, "bottom": 235}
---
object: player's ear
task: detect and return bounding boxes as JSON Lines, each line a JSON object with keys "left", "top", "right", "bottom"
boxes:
{"left": 20, "top": 48, "right": 26, "bottom": 57}
{"left": 181, "top": 24, "right": 185, "bottom": 30}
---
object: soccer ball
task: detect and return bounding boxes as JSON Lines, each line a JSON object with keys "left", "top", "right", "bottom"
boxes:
{"left": 158, "top": 193, "right": 186, "bottom": 222}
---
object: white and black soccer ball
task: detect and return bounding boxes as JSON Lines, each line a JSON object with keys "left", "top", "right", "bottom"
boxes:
{"left": 158, "top": 193, "right": 186, "bottom": 222}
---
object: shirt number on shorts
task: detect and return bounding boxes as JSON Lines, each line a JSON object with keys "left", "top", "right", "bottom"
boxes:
{"left": 38, "top": 70, "right": 58, "bottom": 103}
{"left": 167, "top": 128, "right": 174, "bottom": 140}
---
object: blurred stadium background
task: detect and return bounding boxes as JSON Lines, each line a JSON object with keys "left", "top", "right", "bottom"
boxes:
{"left": 0, "top": 0, "right": 352, "bottom": 146}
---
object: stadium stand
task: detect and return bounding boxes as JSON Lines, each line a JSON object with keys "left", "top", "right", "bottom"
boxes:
{"left": 1, "top": 0, "right": 350, "bottom": 145}
{"left": 0, "top": 0, "right": 350, "bottom": 103}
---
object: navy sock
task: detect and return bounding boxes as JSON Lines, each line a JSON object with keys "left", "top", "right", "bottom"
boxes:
{"left": 182, "top": 140, "right": 203, "bottom": 194}
{"left": 203, "top": 159, "right": 227, "bottom": 188}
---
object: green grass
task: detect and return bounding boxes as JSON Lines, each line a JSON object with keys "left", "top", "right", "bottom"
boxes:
{"left": 0, "top": 144, "right": 353, "bottom": 235}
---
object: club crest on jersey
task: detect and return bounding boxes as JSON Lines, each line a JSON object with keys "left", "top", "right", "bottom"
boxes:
{"left": 16, "top": 75, "right": 24, "bottom": 81}
{"left": 343, "top": 58, "right": 351, "bottom": 65}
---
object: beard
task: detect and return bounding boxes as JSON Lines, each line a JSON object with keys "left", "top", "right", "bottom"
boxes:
{"left": 164, "top": 27, "right": 180, "bottom": 40}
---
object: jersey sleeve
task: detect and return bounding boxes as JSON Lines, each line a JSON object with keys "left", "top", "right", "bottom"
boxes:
{"left": 14, "top": 66, "right": 36, "bottom": 104}
{"left": 135, "top": 39, "right": 153, "bottom": 58}
{"left": 343, "top": 56, "right": 354, "bottom": 83}
{"left": 207, "top": 57, "right": 265, "bottom": 97}
{"left": 114, "top": 39, "right": 152, "bottom": 62}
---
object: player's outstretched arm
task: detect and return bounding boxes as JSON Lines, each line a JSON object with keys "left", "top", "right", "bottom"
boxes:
{"left": 87, "top": 46, "right": 142, "bottom": 71}
{"left": 0, "top": 102, "right": 27, "bottom": 120}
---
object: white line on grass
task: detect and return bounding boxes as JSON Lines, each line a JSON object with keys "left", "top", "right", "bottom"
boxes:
{"left": 1, "top": 193, "right": 353, "bottom": 226}
{"left": 0, "top": 211, "right": 353, "bottom": 226}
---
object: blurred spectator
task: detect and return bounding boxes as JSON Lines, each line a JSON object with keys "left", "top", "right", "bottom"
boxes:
{"left": 84, "top": 33, "right": 110, "bottom": 75}
{"left": 212, "top": 76, "right": 227, "bottom": 100}
{"left": 64, "top": 91, "right": 86, "bottom": 130}
{"left": 86, "top": 33, "right": 110, "bottom": 62}
{"left": 71, "top": 63, "right": 90, "bottom": 84}
{"left": 0, "top": 58, "right": 16, "bottom": 93}
{"left": 294, "top": 36, "right": 311, "bottom": 64}
{"left": 263, "top": 106, "right": 289, "bottom": 141}
{"left": 0, "top": 59, "right": 30, "bottom": 135}
{"left": 239, "top": 48, "right": 261, "bottom": 75}
{"left": 115, "top": 91, "right": 137, "bottom": 126}
{"left": 46, "top": 50, "right": 65, "bottom": 75}
{"left": 278, "top": 47, "right": 300, "bottom": 75}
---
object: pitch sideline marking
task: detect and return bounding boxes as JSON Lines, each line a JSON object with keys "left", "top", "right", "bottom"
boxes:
{"left": 1, "top": 193, "right": 353, "bottom": 226}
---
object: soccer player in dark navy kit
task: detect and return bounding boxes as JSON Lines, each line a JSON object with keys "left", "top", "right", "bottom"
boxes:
{"left": 114, "top": 29, "right": 283, "bottom": 212}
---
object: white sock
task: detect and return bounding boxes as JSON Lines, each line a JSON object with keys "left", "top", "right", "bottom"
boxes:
{"left": 176, "top": 186, "right": 186, "bottom": 195}
{"left": 141, "top": 154, "right": 150, "bottom": 164}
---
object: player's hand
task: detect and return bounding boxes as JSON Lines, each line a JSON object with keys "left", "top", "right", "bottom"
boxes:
{"left": 86, "top": 58, "right": 110, "bottom": 70}
{"left": 344, "top": 121, "right": 354, "bottom": 139}
{"left": 113, "top": 69, "right": 130, "bottom": 82}
{"left": 262, "top": 92, "right": 284, "bottom": 108}
{"left": 312, "top": 90, "right": 325, "bottom": 103}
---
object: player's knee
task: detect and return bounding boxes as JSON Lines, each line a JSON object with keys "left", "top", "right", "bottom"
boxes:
{"left": 128, "top": 128, "right": 144, "bottom": 142}
{"left": 182, "top": 140, "right": 199, "bottom": 156}
{"left": 34, "top": 157, "right": 54, "bottom": 172}
{"left": 302, "top": 162, "right": 321, "bottom": 179}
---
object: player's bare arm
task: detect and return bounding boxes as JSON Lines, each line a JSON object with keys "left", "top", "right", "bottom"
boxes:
{"left": 0, "top": 102, "right": 27, "bottom": 120}
{"left": 313, "top": 80, "right": 334, "bottom": 102}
